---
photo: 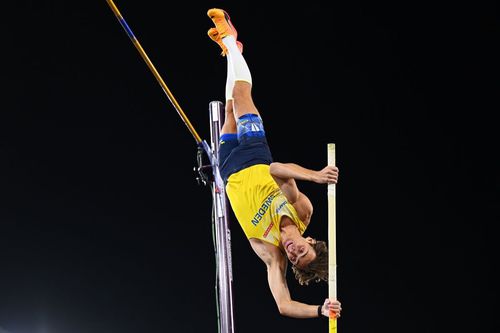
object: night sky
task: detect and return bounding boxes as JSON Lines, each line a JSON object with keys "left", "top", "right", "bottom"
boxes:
{"left": 1, "top": 1, "right": 498, "bottom": 332}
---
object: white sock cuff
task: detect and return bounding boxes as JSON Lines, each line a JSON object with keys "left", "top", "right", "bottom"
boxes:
{"left": 222, "top": 36, "right": 252, "bottom": 85}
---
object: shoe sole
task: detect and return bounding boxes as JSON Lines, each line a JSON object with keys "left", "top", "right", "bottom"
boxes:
{"left": 209, "top": 9, "right": 237, "bottom": 38}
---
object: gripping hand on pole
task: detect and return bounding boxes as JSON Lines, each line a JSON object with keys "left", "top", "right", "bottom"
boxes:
{"left": 319, "top": 299, "right": 342, "bottom": 319}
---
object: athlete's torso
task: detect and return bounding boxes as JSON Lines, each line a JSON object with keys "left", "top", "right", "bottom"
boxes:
{"left": 226, "top": 164, "right": 306, "bottom": 247}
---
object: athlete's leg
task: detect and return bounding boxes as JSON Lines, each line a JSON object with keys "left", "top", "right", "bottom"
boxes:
{"left": 222, "top": 36, "right": 259, "bottom": 120}
{"left": 221, "top": 100, "right": 236, "bottom": 135}
{"left": 218, "top": 37, "right": 238, "bottom": 174}
{"left": 220, "top": 42, "right": 237, "bottom": 136}
{"left": 208, "top": 9, "right": 260, "bottom": 120}
{"left": 208, "top": 8, "right": 273, "bottom": 182}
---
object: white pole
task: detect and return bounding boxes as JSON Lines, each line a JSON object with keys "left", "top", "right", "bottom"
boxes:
{"left": 327, "top": 143, "right": 337, "bottom": 333}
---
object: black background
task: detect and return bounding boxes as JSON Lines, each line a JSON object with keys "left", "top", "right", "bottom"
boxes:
{"left": 1, "top": 1, "right": 498, "bottom": 332}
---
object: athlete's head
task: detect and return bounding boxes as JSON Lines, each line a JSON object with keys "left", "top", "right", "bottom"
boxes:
{"left": 286, "top": 237, "right": 328, "bottom": 285}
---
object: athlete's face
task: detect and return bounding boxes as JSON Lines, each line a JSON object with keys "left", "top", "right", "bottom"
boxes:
{"left": 284, "top": 237, "right": 317, "bottom": 269}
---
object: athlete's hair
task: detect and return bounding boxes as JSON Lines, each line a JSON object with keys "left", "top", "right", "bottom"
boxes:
{"left": 291, "top": 240, "right": 328, "bottom": 285}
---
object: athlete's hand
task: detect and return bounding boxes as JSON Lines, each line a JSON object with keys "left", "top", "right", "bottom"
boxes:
{"left": 314, "top": 166, "right": 339, "bottom": 184}
{"left": 321, "top": 298, "right": 341, "bottom": 318}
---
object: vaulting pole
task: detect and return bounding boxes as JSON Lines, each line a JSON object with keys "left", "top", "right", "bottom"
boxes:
{"left": 327, "top": 143, "right": 337, "bottom": 333}
{"left": 105, "top": 0, "right": 202, "bottom": 144}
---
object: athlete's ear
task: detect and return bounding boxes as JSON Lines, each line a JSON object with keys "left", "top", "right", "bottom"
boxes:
{"left": 305, "top": 236, "right": 316, "bottom": 245}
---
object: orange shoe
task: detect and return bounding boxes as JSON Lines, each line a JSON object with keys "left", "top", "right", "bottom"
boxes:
{"left": 207, "top": 8, "right": 238, "bottom": 40}
{"left": 207, "top": 27, "right": 243, "bottom": 56}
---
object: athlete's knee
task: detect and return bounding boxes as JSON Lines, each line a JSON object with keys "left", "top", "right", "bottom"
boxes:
{"left": 225, "top": 99, "right": 234, "bottom": 112}
{"left": 221, "top": 115, "right": 237, "bottom": 134}
{"left": 232, "top": 81, "right": 252, "bottom": 101}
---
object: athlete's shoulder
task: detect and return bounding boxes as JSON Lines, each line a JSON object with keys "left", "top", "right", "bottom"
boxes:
{"left": 249, "top": 238, "right": 284, "bottom": 266}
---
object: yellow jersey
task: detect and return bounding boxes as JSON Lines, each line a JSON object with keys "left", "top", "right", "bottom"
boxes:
{"left": 225, "top": 164, "right": 307, "bottom": 247}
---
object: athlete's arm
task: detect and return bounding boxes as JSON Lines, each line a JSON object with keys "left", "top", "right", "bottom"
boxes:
{"left": 269, "top": 162, "right": 338, "bottom": 204}
{"left": 267, "top": 255, "right": 322, "bottom": 318}
{"left": 251, "top": 239, "right": 323, "bottom": 318}
{"left": 270, "top": 162, "right": 338, "bottom": 186}
{"left": 267, "top": 256, "right": 342, "bottom": 319}
{"left": 269, "top": 162, "right": 338, "bottom": 224}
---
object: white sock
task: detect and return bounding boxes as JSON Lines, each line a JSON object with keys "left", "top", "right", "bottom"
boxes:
{"left": 225, "top": 52, "right": 235, "bottom": 101}
{"left": 222, "top": 36, "right": 252, "bottom": 85}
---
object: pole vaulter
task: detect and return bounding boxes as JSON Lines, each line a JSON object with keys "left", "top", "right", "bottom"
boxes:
{"left": 105, "top": 2, "right": 342, "bottom": 331}
{"left": 105, "top": 1, "right": 235, "bottom": 332}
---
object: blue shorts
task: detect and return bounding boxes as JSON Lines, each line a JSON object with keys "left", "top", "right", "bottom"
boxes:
{"left": 218, "top": 114, "right": 273, "bottom": 183}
